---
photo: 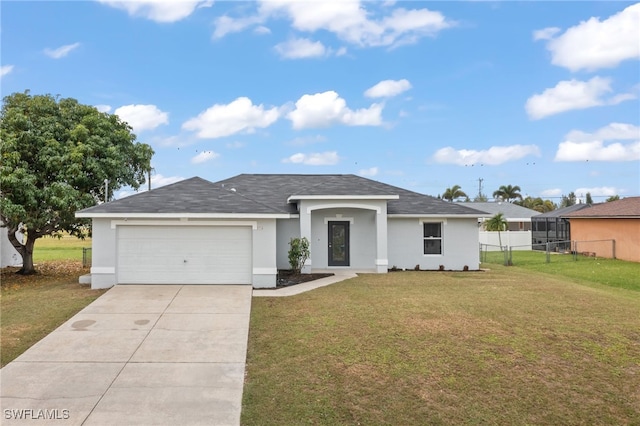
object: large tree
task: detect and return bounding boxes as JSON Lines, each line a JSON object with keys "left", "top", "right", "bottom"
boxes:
{"left": 493, "top": 184, "right": 523, "bottom": 202}
{"left": 0, "top": 91, "right": 154, "bottom": 274}
{"left": 442, "top": 185, "right": 468, "bottom": 202}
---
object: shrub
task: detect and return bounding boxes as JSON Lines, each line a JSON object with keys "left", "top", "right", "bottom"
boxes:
{"left": 288, "top": 237, "right": 310, "bottom": 275}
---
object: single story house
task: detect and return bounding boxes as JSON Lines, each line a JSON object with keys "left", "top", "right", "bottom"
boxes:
{"left": 531, "top": 204, "right": 592, "bottom": 250}
{"left": 76, "top": 174, "right": 486, "bottom": 289}
{"left": 460, "top": 202, "right": 538, "bottom": 231}
{"left": 459, "top": 202, "right": 539, "bottom": 249}
{"left": 565, "top": 197, "right": 640, "bottom": 262}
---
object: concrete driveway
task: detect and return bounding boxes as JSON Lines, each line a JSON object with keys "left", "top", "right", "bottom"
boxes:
{"left": 0, "top": 284, "right": 252, "bottom": 426}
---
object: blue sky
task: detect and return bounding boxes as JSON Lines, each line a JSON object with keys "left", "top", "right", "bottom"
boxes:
{"left": 2, "top": 1, "right": 639, "bottom": 202}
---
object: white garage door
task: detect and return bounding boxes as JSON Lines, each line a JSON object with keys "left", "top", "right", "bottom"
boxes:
{"left": 117, "top": 226, "right": 252, "bottom": 284}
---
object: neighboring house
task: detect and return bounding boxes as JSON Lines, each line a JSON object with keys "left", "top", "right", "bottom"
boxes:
{"left": 1, "top": 226, "right": 23, "bottom": 268}
{"left": 76, "top": 174, "right": 486, "bottom": 289}
{"left": 460, "top": 202, "right": 539, "bottom": 231}
{"left": 531, "top": 204, "right": 592, "bottom": 250}
{"left": 565, "top": 197, "right": 640, "bottom": 262}
{"left": 460, "top": 202, "right": 539, "bottom": 249}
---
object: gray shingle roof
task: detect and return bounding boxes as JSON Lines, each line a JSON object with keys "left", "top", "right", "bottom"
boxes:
{"left": 459, "top": 202, "right": 539, "bottom": 219}
{"left": 533, "top": 204, "right": 591, "bottom": 218}
{"left": 565, "top": 197, "right": 640, "bottom": 218}
{"left": 78, "top": 174, "right": 486, "bottom": 217}
{"left": 77, "top": 177, "right": 286, "bottom": 215}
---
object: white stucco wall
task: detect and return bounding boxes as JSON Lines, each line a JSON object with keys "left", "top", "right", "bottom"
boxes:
{"left": 309, "top": 208, "right": 377, "bottom": 270}
{"left": 479, "top": 231, "right": 532, "bottom": 250}
{"left": 251, "top": 218, "right": 277, "bottom": 288}
{"left": 90, "top": 218, "right": 118, "bottom": 288}
{"left": 388, "top": 217, "right": 480, "bottom": 270}
{"left": 89, "top": 217, "right": 278, "bottom": 289}
{"left": 276, "top": 218, "right": 300, "bottom": 270}
{"left": 1, "top": 227, "right": 23, "bottom": 267}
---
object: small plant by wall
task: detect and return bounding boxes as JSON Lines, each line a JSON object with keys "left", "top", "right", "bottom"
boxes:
{"left": 288, "top": 237, "right": 310, "bottom": 276}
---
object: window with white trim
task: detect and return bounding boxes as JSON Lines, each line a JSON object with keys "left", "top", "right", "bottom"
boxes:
{"left": 423, "top": 222, "right": 442, "bottom": 255}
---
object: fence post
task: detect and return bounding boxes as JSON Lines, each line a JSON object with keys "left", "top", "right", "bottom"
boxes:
{"left": 545, "top": 242, "right": 550, "bottom": 263}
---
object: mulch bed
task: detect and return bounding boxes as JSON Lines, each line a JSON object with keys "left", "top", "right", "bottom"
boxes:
{"left": 276, "top": 270, "right": 333, "bottom": 288}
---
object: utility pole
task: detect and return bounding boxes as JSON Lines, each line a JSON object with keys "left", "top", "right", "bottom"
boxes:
{"left": 477, "top": 178, "right": 484, "bottom": 199}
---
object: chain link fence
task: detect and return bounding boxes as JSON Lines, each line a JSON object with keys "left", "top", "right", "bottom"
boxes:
{"left": 480, "top": 239, "right": 616, "bottom": 266}
{"left": 82, "top": 247, "right": 92, "bottom": 268}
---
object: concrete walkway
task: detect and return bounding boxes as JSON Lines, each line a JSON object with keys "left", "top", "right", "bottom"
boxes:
{"left": 252, "top": 272, "right": 357, "bottom": 297}
{"left": 0, "top": 285, "right": 252, "bottom": 426}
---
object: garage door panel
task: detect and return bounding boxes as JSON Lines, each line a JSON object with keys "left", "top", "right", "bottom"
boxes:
{"left": 117, "top": 226, "right": 252, "bottom": 285}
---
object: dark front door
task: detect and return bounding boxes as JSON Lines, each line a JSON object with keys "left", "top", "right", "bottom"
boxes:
{"left": 328, "top": 221, "right": 350, "bottom": 266}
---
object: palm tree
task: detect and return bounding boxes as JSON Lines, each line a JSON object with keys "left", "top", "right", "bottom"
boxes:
{"left": 442, "top": 185, "right": 467, "bottom": 202}
{"left": 493, "top": 184, "right": 523, "bottom": 202}
{"left": 484, "top": 213, "right": 508, "bottom": 248}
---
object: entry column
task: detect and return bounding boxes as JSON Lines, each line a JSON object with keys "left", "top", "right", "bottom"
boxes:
{"left": 375, "top": 203, "right": 388, "bottom": 273}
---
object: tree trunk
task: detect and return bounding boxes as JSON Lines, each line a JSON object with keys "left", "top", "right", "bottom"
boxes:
{"left": 6, "top": 226, "right": 38, "bottom": 275}
{"left": 19, "top": 236, "right": 37, "bottom": 274}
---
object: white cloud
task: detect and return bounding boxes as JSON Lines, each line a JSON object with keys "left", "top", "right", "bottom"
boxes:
{"left": 359, "top": 167, "right": 379, "bottom": 177}
{"left": 287, "top": 91, "right": 383, "bottom": 129}
{"left": 275, "top": 38, "right": 327, "bottom": 59}
{"left": 217, "top": 1, "right": 453, "bottom": 48}
{"left": 114, "top": 104, "right": 169, "bottom": 132}
{"left": 432, "top": 144, "right": 541, "bottom": 166}
{"left": 0, "top": 65, "right": 14, "bottom": 77}
{"left": 364, "top": 79, "right": 412, "bottom": 98}
{"left": 564, "top": 122, "right": 640, "bottom": 143}
{"left": 115, "top": 174, "right": 185, "bottom": 199}
{"left": 43, "top": 42, "right": 80, "bottom": 59}
{"left": 532, "top": 27, "right": 560, "bottom": 41}
{"left": 536, "top": 3, "right": 640, "bottom": 71}
{"left": 254, "top": 25, "right": 271, "bottom": 35}
{"left": 99, "top": 0, "right": 212, "bottom": 23}
{"left": 282, "top": 151, "right": 340, "bottom": 166}
{"left": 541, "top": 188, "right": 562, "bottom": 197}
{"left": 213, "top": 14, "right": 265, "bottom": 39}
{"left": 574, "top": 186, "right": 620, "bottom": 197}
{"left": 94, "top": 104, "right": 112, "bottom": 113}
{"left": 182, "top": 97, "right": 280, "bottom": 139}
{"left": 151, "top": 174, "right": 185, "bottom": 188}
{"left": 191, "top": 150, "right": 219, "bottom": 164}
{"left": 555, "top": 122, "right": 640, "bottom": 162}
{"left": 525, "top": 77, "right": 635, "bottom": 120}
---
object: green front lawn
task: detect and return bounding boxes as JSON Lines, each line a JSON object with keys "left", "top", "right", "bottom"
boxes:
{"left": 32, "top": 234, "right": 91, "bottom": 263}
{"left": 0, "top": 261, "right": 105, "bottom": 366}
{"left": 242, "top": 269, "right": 640, "bottom": 425}
{"left": 484, "top": 250, "right": 640, "bottom": 291}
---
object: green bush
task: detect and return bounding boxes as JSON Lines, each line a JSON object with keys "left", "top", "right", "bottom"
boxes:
{"left": 288, "top": 237, "right": 310, "bottom": 275}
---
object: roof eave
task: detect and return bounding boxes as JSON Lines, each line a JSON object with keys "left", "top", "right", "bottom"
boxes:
{"left": 388, "top": 214, "right": 483, "bottom": 219}
{"left": 287, "top": 194, "right": 399, "bottom": 203}
{"left": 75, "top": 212, "right": 293, "bottom": 219}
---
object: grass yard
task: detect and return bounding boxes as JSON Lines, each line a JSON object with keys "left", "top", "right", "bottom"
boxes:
{"left": 242, "top": 269, "right": 640, "bottom": 425}
{"left": 0, "top": 260, "right": 106, "bottom": 366}
{"left": 33, "top": 234, "right": 91, "bottom": 262}
{"left": 484, "top": 250, "right": 640, "bottom": 291}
